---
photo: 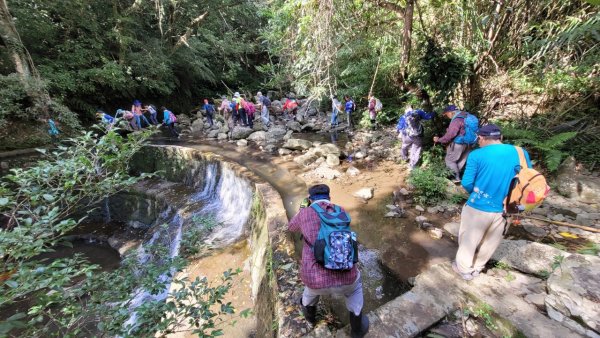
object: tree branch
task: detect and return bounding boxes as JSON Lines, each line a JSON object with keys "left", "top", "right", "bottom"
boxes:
{"left": 171, "top": 11, "right": 208, "bottom": 52}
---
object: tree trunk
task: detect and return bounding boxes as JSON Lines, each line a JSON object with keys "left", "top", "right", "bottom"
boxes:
{"left": 402, "top": 0, "right": 414, "bottom": 72}
{"left": 0, "top": 0, "right": 50, "bottom": 112}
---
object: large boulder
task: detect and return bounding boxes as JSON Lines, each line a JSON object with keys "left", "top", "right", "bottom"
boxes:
{"left": 271, "top": 100, "right": 283, "bottom": 114}
{"left": 294, "top": 152, "right": 319, "bottom": 166}
{"left": 247, "top": 131, "right": 268, "bottom": 142}
{"left": 301, "top": 123, "right": 319, "bottom": 132}
{"left": 491, "top": 240, "right": 571, "bottom": 276}
{"left": 314, "top": 143, "right": 341, "bottom": 157}
{"left": 556, "top": 157, "right": 600, "bottom": 204}
{"left": 326, "top": 154, "right": 340, "bottom": 166}
{"left": 267, "top": 127, "right": 288, "bottom": 139}
{"left": 546, "top": 254, "right": 600, "bottom": 335}
{"left": 231, "top": 126, "right": 254, "bottom": 140}
{"left": 282, "top": 138, "right": 313, "bottom": 150}
{"left": 286, "top": 121, "right": 302, "bottom": 132}
{"left": 190, "top": 119, "right": 205, "bottom": 133}
{"left": 206, "top": 130, "right": 219, "bottom": 138}
{"left": 176, "top": 114, "right": 191, "bottom": 127}
{"left": 311, "top": 166, "right": 342, "bottom": 180}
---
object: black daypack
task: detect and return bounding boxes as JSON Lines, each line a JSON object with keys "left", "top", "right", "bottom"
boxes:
{"left": 405, "top": 111, "right": 423, "bottom": 137}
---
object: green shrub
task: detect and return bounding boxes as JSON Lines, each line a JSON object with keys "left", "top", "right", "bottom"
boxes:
{"left": 408, "top": 167, "right": 448, "bottom": 206}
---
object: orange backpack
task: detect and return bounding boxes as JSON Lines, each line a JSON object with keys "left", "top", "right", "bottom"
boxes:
{"left": 505, "top": 146, "right": 550, "bottom": 214}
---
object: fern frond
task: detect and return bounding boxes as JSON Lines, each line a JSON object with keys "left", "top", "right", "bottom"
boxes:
{"left": 545, "top": 149, "right": 566, "bottom": 172}
{"left": 541, "top": 131, "right": 578, "bottom": 149}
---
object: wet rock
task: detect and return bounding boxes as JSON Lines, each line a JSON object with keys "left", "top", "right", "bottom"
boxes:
{"left": 522, "top": 222, "right": 548, "bottom": 237}
{"left": 301, "top": 123, "right": 318, "bottom": 132}
{"left": 286, "top": 121, "right": 302, "bottom": 132}
{"left": 556, "top": 157, "right": 600, "bottom": 204}
{"left": 314, "top": 143, "right": 341, "bottom": 157}
{"left": 546, "top": 254, "right": 600, "bottom": 333}
{"left": 217, "top": 133, "right": 228, "bottom": 140}
{"left": 443, "top": 222, "right": 460, "bottom": 237}
{"left": 353, "top": 187, "right": 374, "bottom": 200}
{"left": 264, "top": 144, "right": 277, "bottom": 153}
{"left": 278, "top": 148, "right": 292, "bottom": 156}
{"left": 267, "top": 126, "right": 288, "bottom": 139}
{"left": 346, "top": 166, "right": 360, "bottom": 177}
{"left": 551, "top": 214, "right": 566, "bottom": 222}
{"left": 492, "top": 240, "right": 571, "bottom": 276}
{"left": 231, "top": 126, "right": 254, "bottom": 139}
{"left": 283, "top": 130, "right": 294, "bottom": 141}
{"left": 325, "top": 154, "right": 340, "bottom": 167}
{"left": 207, "top": 130, "right": 219, "bottom": 138}
{"left": 428, "top": 227, "right": 443, "bottom": 239}
{"left": 282, "top": 138, "right": 313, "bottom": 150}
{"left": 190, "top": 119, "right": 205, "bottom": 133}
{"left": 415, "top": 205, "right": 425, "bottom": 212}
{"left": 247, "top": 131, "right": 267, "bottom": 141}
{"left": 415, "top": 216, "right": 428, "bottom": 224}
{"left": 236, "top": 139, "right": 248, "bottom": 147}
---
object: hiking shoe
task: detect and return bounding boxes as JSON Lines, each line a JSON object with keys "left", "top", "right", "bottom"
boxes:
{"left": 452, "top": 261, "right": 474, "bottom": 281}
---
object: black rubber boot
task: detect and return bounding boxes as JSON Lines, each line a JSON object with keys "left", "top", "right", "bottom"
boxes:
{"left": 349, "top": 311, "right": 369, "bottom": 338}
{"left": 299, "top": 297, "right": 317, "bottom": 324}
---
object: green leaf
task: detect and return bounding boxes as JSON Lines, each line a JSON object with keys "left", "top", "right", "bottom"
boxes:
{"left": 43, "top": 194, "right": 55, "bottom": 202}
{"left": 0, "top": 197, "right": 8, "bottom": 206}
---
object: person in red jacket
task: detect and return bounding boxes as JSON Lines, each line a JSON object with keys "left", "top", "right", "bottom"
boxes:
{"left": 288, "top": 184, "right": 369, "bottom": 338}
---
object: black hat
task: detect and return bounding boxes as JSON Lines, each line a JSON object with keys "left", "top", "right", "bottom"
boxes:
{"left": 308, "top": 184, "right": 330, "bottom": 201}
{"left": 477, "top": 124, "right": 502, "bottom": 138}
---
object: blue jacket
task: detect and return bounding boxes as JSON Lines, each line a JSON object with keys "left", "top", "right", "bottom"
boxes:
{"left": 345, "top": 100, "right": 355, "bottom": 113}
{"left": 163, "top": 110, "right": 173, "bottom": 124}
{"left": 203, "top": 103, "right": 215, "bottom": 114}
{"left": 462, "top": 144, "right": 532, "bottom": 213}
{"left": 396, "top": 109, "right": 435, "bottom": 132}
{"left": 101, "top": 113, "right": 114, "bottom": 124}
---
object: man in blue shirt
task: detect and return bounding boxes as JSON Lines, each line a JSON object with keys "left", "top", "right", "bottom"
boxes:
{"left": 453, "top": 124, "right": 532, "bottom": 280}
{"left": 344, "top": 95, "right": 355, "bottom": 130}
{"left": 396, "top": 106, "right": 435, "bottom": 169}
{"left": 202, "top": 99, "right": 215, "bottom": 127}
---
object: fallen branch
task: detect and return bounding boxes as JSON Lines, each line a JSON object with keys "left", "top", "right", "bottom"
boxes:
{"left": 520, "top": 215, "right": 600, "bottom": 233}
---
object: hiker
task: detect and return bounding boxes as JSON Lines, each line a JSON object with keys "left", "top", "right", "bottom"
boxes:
{"left": 433, "top": 105, "right": 478, "bottom": 182}
{"left": 283, "top": 96, "right": 299, "bottom": 120}
{"left": 161, "top": 106, "right": 179, "bottom": 138}
{"left": 132, "top": 100, "right": 150, "bottom": 129}
{"left": 96, "top": 110, "right": 115, "bottom": 127}
{"left": 288, "top": 184, "right": 369, "bottom": 338}
{"left": 344, "top": 95, "right": 356, "bottom": 130}
{"left": 257, "top": 91, "right": 271, "bottom": 127}
{"left": 453, "top": 124, "right": 532, "bottom": 281}
{"left": 367, "top": 95, "right": 380, "bottom": 128}
{"left": 243, "top": 99, "right": 256, "bottom": 129}
{"left": 116, "top": 109, "right": 138, "bottom": 130}
{"left": 396, "top": 105, "right": 436, "bottom": 170}
{"left": 232, "top": 92, "right": 247, "bottom": 127}
{"left": 44, "top": 116, "right": 60, "bottom": 142}
{"left": 219, "top": 95, "right": 232, "bottom": 122}
{"left": 202, "top": 99, "right": 216, "bottom": 127}
{"left": 330, "top": 95, "right": 342, "bottom": 127}
{"left": 143, "top": 104, "right": 159, "bottom": 125}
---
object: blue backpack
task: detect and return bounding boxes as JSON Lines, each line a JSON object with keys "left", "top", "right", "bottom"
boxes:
{"left": 310, "top": 203, "right": 358, "bottom": 270}
{"left": 453, "top": 112, "right": 479, "bottom": 145}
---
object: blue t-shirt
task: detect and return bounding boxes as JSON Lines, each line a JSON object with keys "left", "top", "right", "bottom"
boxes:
{"left": 345, "top": 100, "right": 355, "bottom": 113}
{"left": 462, "top": 144, "right": 532, "bottom": 213}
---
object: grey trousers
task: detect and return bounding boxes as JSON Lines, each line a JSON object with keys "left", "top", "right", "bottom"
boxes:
{"left": 401, "top": 134, "right": 423, "bottom": 169}
{"left": 261, "top": 105, "right": 270, "bottom": 126}
{"left": 302, "top": 272, "right": 364, "bottom": 316}
{"left": 445, "top": 142, "right": 471, "bottom": 179}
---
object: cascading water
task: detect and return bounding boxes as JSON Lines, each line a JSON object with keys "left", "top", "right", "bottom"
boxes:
{"left": 121, "top": 156, "right": 253, "bottom": 333}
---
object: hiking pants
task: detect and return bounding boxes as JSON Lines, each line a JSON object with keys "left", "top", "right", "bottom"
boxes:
{"left": 149, "top": 112, "right": 159, "bottom": 125}
{"left": 207, "top": 112, "right": 214, "bottom": 127}
{"left": 330, "top": 109, "right": 339, "bottom": 126}
{"left": 445, "top": 142, "right": 471, "bottom": 179}
{"left": 166, "top": 122, "right": 179, "bottom": 137}
{"left": 302, "top": 272, "right": 364, "bottom": 316}
{"left": 232, "top": 109, "right": 240, "bottom": 126}
{"left": 247, "top": 112, "right": 254, "bottom": 128}
{"left": 401, "top": 134, "right": 423, "bottom": 169}
{"left": 346, "top": 112, "right": 352, "bottom": 129}
{"left": 260, "top": 105, "right": 270, "bottom": 126}
{"left": 456, "top": 204, "right": 507, "bottom": 275}
{"left": 239, "top": 108, "right": 248, "bottom": 126}
{"left": 135, "top": 114, "right": 150, "bottom": 129}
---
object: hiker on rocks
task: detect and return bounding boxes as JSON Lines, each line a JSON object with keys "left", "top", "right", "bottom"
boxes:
{"left": 243, "top": 99, "right": 256, "bottom": 129}
{"left": 232, "top": 92, "right": 247, "bottom": 127}
{"left": 257, "top": 91, "right": 271, "bottom": 127}
{"left": 433, "top": 105, "right": 478, "bottom": 182}
{"left": 367, "top": 95, "right": 379, "bottom": 128}
{"left": 96, "top": 110, "right": 115, "bottom": 127}
{"left": 143, "top": 104, "right": 159, "bottom": 125}
{"left": 396, "top": 105, "right": 435, "bottom": 170}
{"left": 132, "top": 100, "right": 150, "bottom": 129}
{"left": 202, "top": 99, "right": 216, "bottom": 127}
{"left": 288, "top": 184, "right": 369, "bottom": 338}
{"left": 116, "top": 109, "right": 138, "bottom": 130}
{"left": 161, "top": 106, "right": 179, "bottom": 138}
{"left": 452, "top": 124, "right": 532, "bottom": 281}
{"left": 283, "top": 96, "right": 299, "bottom": 120}
{"left": 43, "top": 116, "right": 60, "bottom": 142}
{"left": 330, "top": 95, "right": 342, "bottom": 127}
{"left": 218, "top": 95, "right": 232, "bottom": 122}
{"left": 344, "top": 95, "right": 356, "bottom": 130}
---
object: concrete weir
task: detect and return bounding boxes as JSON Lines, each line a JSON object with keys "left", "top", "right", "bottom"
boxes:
{"left": 129, "top": 145, "right": 297, "bottom": 337}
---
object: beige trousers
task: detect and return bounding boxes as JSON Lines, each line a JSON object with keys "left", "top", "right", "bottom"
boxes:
{"left": 455, "top": 204, "right": 507, "bottom": 274}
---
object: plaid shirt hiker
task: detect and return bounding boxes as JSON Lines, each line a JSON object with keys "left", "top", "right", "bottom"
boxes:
{"left": 288, "top": 201, "right": 358, "bottom": 289}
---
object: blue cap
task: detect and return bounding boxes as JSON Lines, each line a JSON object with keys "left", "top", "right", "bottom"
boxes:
{"left": 444, "top": 105, "right": 458, "bottom": 112}
{"left": 309, "top": 184, "right": 330, "bottom": 201}
{"left": 478, "top": 124, "right": 502, "bottom": 137}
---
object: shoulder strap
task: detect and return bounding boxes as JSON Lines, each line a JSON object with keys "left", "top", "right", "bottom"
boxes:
{"left": 514, "top": 146, "right": 528, "bottom": 170}
{"left": 310, "top": 203, "right": 324, "bottom": 213}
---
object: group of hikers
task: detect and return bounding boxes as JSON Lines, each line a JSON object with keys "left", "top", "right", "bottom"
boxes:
{"left": 95, "top": 100, "right": 180, "bottom": 137}
{"left": 289, "top": 103, "right": 548, "bottom": 337}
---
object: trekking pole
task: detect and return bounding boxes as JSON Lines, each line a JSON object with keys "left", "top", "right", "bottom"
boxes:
{"left": 520, "top": 215, "right": 600, "bottom": 233}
